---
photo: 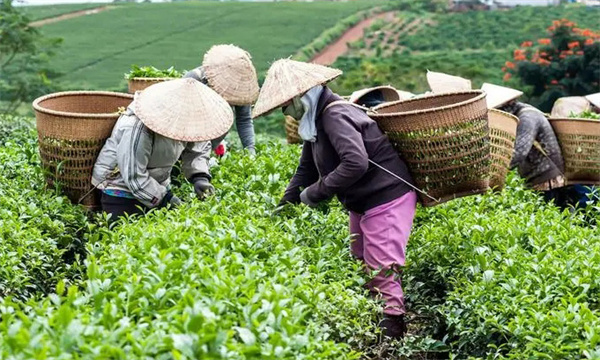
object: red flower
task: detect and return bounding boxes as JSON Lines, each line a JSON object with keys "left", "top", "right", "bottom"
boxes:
{"left": 585, "top": 38, "right": 595, "bottom": 46}
{"left": 214, "top": 143, "right": 226, "bottom": 157}
{"left": 538, "top": 59, "right": 551, "bottom": 66}
{"left": 503, "top": 73, "right": 512, "bottom": 82}
{"left": 538, "top": 38, "right": 551, "bottom": 45}
{"left": 576, "top": 51, "right": 584, "bottom": 55}
{"left": 551, "top": 80, "right": 558, "bottom": 85}
{"left": 505, "top": 61, "right": 516, "bottom": 69}
{"left": 520, "top": 41, "right": 533, "bottom": 48}
{"left": 502, "top": 66, "right": 507, "bottom": 72}
{"left": 568, "top": 41, "right": 579, "bottom": 49}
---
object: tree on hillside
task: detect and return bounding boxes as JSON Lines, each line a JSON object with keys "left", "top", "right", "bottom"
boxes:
{"left": 0, "top": 0, "right": 61, "bottom": 114}
{"left": 503, "top": 19, "right": 600, "bottom": 112}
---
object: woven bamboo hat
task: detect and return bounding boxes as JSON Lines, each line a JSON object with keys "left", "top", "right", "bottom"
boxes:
{"left": 481, "top": 83, "right": 523, "bottom": 109}
{"left": 427, "top": 71, "right": 472, "bottom": 93}
{"left": 252, "top": 59, "right": 342, "bottom": 118}
{"left": 551, "top": 96, "right": 590, "bottom": 117}
{"left": 135, "top": 78, "right": 234, "bottom": 142}
{"left": 585, "top": 92, "right": 600, "bottom": 109}
{"left": 349, "top": 85, "right": 402, "bottom": 105}
{"left": 202, "top": 44, "right": 259, "bottom": 106}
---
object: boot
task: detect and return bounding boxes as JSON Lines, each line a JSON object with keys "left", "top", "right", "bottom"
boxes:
{"left": 379, "top": 314, "right": 406, "bottom": 339}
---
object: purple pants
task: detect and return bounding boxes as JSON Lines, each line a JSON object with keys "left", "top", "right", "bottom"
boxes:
{"left": 349, "top": 191, "right": 417, "bottom": 315}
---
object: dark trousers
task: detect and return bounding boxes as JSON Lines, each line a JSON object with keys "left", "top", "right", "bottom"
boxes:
{"left": 101, "top": 193, "right": 149, "bottom": 220}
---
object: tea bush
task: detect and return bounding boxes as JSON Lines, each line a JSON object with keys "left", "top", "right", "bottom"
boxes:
{"left": 0, "top": 115, "right": 599, "bottom": 358}
{"left": 0, "top": 117, "right": 89, "bottom": 301}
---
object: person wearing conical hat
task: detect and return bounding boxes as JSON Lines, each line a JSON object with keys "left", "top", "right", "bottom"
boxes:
{"left": 184, "top": 44, "right": 260, "bottom": 156}
{"left": 348, "top": 85, "right": 412, "bottom": 109}
{"left": 482, "top": 83, "right": 568, "bottom": 205}
{"left": 550, "top": 92, "right": 600, "bottom": 117}
{"left": 254, "top": 59, "right": 417, "bottom": 339}
{"left": 92, "top": 78, "right": 234, "bottom": 219}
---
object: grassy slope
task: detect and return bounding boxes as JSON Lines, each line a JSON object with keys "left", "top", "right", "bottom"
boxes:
{"left": 37, "top": 1, "right": 383, "bottom": 91}
{"left": 331, "top": 5, "right": 600, "bottom": 95}
{"left": 22, "top": 3, "right": 103, "bottom": 21}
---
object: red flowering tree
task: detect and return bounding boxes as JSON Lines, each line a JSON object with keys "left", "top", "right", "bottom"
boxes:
{"left": 503, "top": 19, "right": 600, "bottom": 112}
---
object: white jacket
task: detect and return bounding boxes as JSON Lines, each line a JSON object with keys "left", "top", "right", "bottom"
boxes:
{"left": 92, "top": 104, "right": 211, "bottom": 208}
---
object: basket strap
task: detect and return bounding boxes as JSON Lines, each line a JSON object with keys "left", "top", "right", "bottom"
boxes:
{"left": 323, "top": 100, "right": 373, "bottom": 114}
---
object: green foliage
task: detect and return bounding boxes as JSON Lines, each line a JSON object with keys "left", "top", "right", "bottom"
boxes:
{"left": 0, "top": 0, "right": 62, "bottom": 113}
{"left": 0, "top": 111, "right": 599, "bottom": 357}
{"left": 124, "top": 65, "right": 183, "bottom": 80}
{"left": 506, "top": 19, "right": 600, "bottom": 112}
{"left": 571, "top": 109, "right": 600, "bottom": 120}
{"left": 0, "top": 116, "right": 89, "bottom": 301}
{"left": 36, "top": 1, "right": 383, "bottom": 91}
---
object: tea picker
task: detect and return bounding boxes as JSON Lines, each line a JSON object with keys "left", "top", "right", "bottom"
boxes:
{"left": 183, "top": 44, "right": 260, "bottom": 156}
{"left": 91, "top": 78, "right": 233, "bottom": 219}
{"left": 483, "top": 83, "right": 571, "bottom": 207}
{"left": 253, "top": 59, "right": 418, "bottom": 339}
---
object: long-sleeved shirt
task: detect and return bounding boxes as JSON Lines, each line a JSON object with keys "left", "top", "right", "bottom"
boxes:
{"left": 505, "top": 102, "right": 565, "bottom": 186}
{"left": 92, "top": 104, "right": 211, "bottom": 208}
{"left": 280, "top": 87, "right": 414, "bottom": 214}
{"left": 183, "top": 67, "right": 255, "bottom": 151}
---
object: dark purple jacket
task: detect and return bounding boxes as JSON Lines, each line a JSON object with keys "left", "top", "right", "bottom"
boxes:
{"left": 279, "top": 87, "right": 414, "bottom": 214}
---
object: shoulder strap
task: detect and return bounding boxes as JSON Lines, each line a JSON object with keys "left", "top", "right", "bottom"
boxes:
{"left": 323, "top": 100, "right": 373, "bottom": 114}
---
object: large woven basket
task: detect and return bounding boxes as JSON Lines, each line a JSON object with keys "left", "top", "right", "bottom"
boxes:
{"left": 127, "top": 77, "right": 174, "bottom": 94}
{"left": 549, "top": 117, "right": 600, "bottom": 185}
{"left": 488, "top": 109, "right": 518, "bottom": 190}
{"left": 33, "top": 91, "right": 134, "bottom": 209}
{"left": 284, "top": 115, "right": 302, "bottom": 144}
{"left": 369, "top": 91, "right": 490, "bottom": 206}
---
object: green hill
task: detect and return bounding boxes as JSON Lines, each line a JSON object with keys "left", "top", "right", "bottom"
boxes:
{"left": 35, "top": 1, "right": 383, "bottom": 91}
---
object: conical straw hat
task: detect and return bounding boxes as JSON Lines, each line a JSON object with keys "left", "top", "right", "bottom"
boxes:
{"left": 349, "top": 85, "right": 401, "bottom": 105}
{"left": 551, "top": 96, "right": 590, "bottom": 117}
{"left": 427, "top": 71, "right": 472, "bottom": 93}
{"left": 135, "top": 78, "right": 234, "bottom": 142}
{"left": 397, "top": 90, "right": 415, "bottom": 100}
{"left": 252, "top": 59, "right": 342, "bottom": 118}
{"left": 202, "top": 44, "right": 259, "bottom": 106}
{"left": 481, "top": 83, "right": 523, "bottom": 109}
{"left": 585, "top": 92, "right": 600, "bottom": 109}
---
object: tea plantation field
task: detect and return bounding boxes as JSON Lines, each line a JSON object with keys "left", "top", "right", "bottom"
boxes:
{"left": 1, "top": 115, "right": 599, "bottom": 358}
{"left": 331, "top": 5, "right": 600, "bottom": 95}
{"left": 31, "top": 1, "right": 384, "bottom": 91}
{"left": 21, "top": 3, "right": 102, "bottom": 21}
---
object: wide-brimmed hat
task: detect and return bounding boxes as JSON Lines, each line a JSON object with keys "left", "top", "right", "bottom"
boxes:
{"left": 585, "top": 92, "right": 600, "bottom": 109}
{"left": 202, "top": 44, "right": 259, "bottom": 106}
{"left": 551, "top": 96, "right": 590, "bottom": 117}
{"left": 349, "top": 85, "right": 401, "bottom": 105}
{"left": 481, "top": 83, "right": 523, "bottom": 109}
{"left": 252, "top": 59, "right": 342, "bottom": 118}
{"left": 135, "top": 78, "right": 234, "bottom": 142}
{"left": 427, "top": 71, "right": 472, "bottom": 93}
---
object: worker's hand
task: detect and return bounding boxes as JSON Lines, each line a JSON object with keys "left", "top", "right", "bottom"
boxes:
{"left": 300, "top": 188, "right": 318, "bottom": 208}
{"left": 193, "top": 176, "right": 215, "bottom": 200}
{"left": 160, "top": 190, "right": 182, "bottom": 208}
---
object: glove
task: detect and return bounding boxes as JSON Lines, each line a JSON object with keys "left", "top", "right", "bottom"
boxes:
{"left": 160, "top": 190, "right": 182, "bottom": 208}
{"left": 193, "top": 175, "right": 215, "bottom": 200}
{"left": 300, "top": 188, "right": 318, "bottom": 208}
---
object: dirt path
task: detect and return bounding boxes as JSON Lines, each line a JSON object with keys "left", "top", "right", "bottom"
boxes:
{"left": 29, "top": 6, "right": 113, "bottom": 27}
{"left": 311, "top": 11, "right": 396, "bottom": 66}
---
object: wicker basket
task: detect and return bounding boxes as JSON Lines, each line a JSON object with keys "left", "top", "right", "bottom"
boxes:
{"left": 549, "top": 117, "right": 600, "bottom": 185}
{"left": 285, "top": 115, "right": 302, "bottom": 144}
{"left": 33, "top": 91, "right": 134, "bottom": 209}
{"left": 127, "top": 77, "right": 174, "bottom": 94}
{"left": 369, "top": 91, "right": 490, "bottom": 206}
{"left": 488, "top": 109, "right": 518, "bottom": 190}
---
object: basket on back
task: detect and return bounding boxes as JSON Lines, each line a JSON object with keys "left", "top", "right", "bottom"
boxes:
{"left": 488, "top": 109, "right": 518, "bottom": 190}
{"left": 549, "top": 117, "right": 600, "bottom": 185}
{"left": 127, "top": 78, "right": 174, "bottom": 94}
{"left": 33, "top": 91, "right": 134, "bottom": 209}
{"left": 285, "top": 115, "right": 302, "bottom": 144}
{"left": 369, "top": 91, "right": 490, "bottom": 206}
